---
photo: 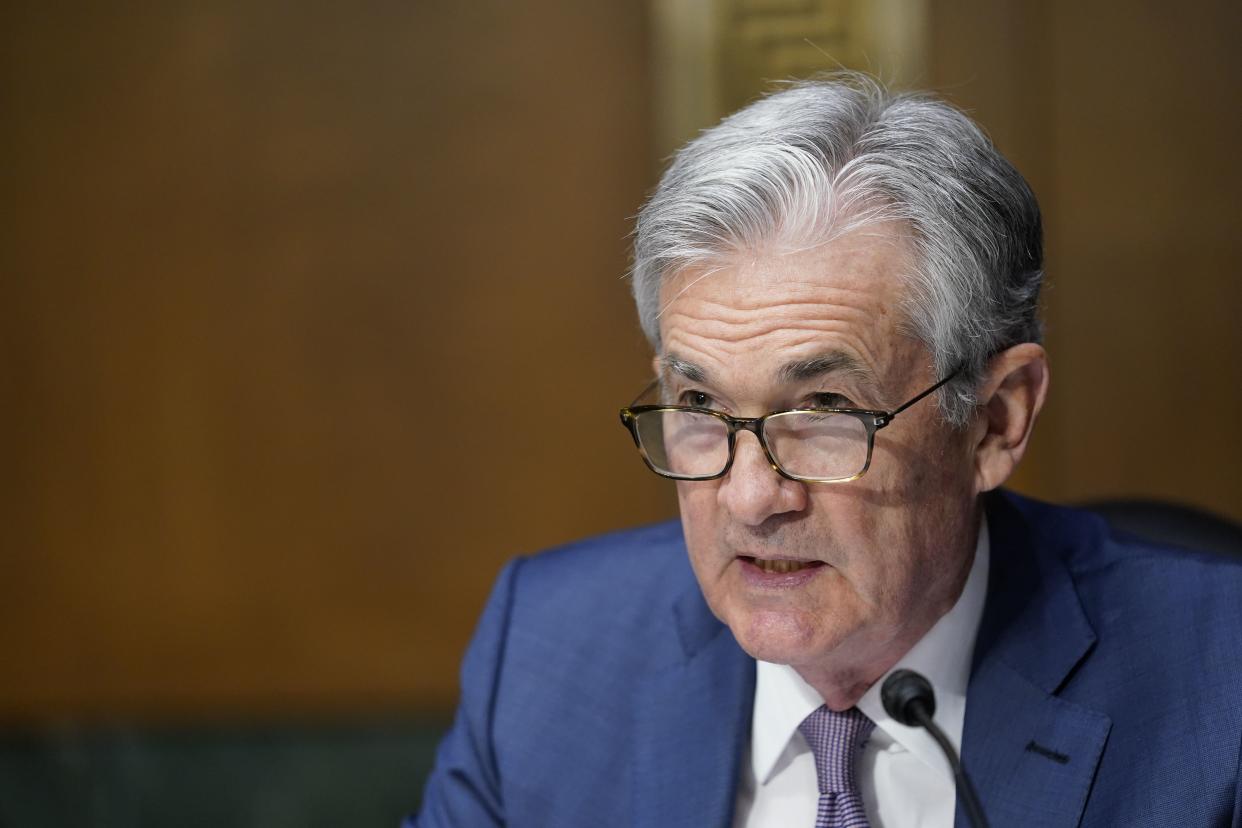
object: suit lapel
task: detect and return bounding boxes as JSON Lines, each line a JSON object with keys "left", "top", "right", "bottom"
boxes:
{"left": 632, "top": 582, "right": 756, "bottom": 828}
{"left": 958, "top": 494, "right": 1112, "bottom": 828}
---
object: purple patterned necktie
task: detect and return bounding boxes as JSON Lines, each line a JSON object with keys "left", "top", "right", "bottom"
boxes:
{"left": 797, "top": 705, "right": 875, "bottom": 828}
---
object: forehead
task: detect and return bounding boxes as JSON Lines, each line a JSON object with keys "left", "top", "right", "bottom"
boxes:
{"left": 656, "top": 224, "right": 918, "bottom": 392}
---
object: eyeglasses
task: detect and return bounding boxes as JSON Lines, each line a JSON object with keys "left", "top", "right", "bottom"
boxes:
{"left": 618, "top": 370, "right": 959, "bottom": 483}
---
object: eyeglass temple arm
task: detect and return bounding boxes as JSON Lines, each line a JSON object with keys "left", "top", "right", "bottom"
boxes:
{"left": 884, "top": 370, "right": 961, "bottom": 422}
{"left": 627, "top": 370, "right": 958, "bottom": 419}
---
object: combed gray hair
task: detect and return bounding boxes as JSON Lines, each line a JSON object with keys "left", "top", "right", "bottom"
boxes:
{"left": 630, "top": 72, "right": 1043, "bottom": 426}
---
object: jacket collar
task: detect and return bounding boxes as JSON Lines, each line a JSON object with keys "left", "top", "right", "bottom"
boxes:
{"left": 958, "top": 492, "right": 1112, "bottom": 828}
{"left": 631, "top": 577, "right": 755, "bottom": 827}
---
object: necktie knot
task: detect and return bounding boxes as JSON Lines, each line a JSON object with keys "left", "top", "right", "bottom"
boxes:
{"left": 797, "top": 705, "right": 874, "bottom": 798}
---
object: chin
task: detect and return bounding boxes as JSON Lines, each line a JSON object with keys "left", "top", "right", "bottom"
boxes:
{"left": 727, "top": 606, "right": 836, "bottom": 666}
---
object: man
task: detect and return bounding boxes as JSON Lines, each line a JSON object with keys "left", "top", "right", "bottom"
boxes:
{"left": 412, "top": 74, "right": 1242, "bottom": 826}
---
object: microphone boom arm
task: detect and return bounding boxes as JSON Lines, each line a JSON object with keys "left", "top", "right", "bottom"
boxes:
{"left": 881, "top": 669, "right": 990, "bottom": 828}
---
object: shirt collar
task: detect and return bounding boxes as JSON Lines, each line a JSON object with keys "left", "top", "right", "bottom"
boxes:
{"left": 750, "top": 517, "right": 991, "bottom": 786}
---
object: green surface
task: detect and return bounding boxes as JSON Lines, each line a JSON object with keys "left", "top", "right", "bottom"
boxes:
{"left": 0, "top": 718, "right": 449, "bottom": 827}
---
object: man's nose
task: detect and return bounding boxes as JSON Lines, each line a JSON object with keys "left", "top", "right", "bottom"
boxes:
{"left": 717, "top": 431, "right": 806, "bottom": 526}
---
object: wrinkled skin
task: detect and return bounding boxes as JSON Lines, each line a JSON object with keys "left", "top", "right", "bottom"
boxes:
{"left": 656, "top": 224, "right": 1009, "bottom": 709}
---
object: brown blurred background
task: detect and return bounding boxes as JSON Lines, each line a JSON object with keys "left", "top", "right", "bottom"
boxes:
{"left": 3, "top": 0, "right": 1240, "bottom": 822}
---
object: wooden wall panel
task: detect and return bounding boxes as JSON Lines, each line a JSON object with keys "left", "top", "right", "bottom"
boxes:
{"left": 2, "top": 1, "right": 672, "bottom": 721}
{"left": 931, "top": 0, "right": 1242, "bottom": 520}
{"left": 4, "top": 0, "right": 1238, "bottom": 724}
{"left": 1041, "top": 0, "right": 1242, "bottom": 517}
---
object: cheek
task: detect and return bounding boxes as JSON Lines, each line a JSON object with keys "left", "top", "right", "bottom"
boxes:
{"left": 876, "top": 412, "right": 976, "bottom": 509}
{"left": 675, "top": 481, "right": 722, "bottom": 565}
{"left": 852, "top": 441, "right": 974, "bottom": 605}
{"left": 809, "top": 476, "right": 932, "bottom": 602}
{"left": 674, "top": 481, "right": 708, "bottom": 529}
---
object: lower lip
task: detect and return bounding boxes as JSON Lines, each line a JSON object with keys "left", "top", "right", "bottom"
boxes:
{"left": 738, "top": 558, "right": 826, "bottom": 588}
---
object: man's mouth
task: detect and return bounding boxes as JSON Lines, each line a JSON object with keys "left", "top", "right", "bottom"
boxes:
{"left": 739, "top": 556, "right": 825, "bottom": 574}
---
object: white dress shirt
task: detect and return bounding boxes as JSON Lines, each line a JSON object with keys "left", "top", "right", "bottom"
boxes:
{"left": 733, "top": 520, "right": 990, "bottom": 828}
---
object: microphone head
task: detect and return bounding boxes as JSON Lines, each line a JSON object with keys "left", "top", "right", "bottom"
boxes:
{"left": 881, "top": 668, "right": 937, "bottom": 727}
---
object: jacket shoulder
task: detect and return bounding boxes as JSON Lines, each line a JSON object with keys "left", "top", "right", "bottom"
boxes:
{"left": 981, "top": 492, "right": 1242, "bottom": 824}
{"left": 504, "top": 520, "right": 695, "bottom": 656}
{"left": 520, "top": 519, "right": 689, "bottom": 586}
{"left": 996, "top": 490, "right": 1242, "bottom": 684}
{"left": 998, "top": 490, "right": 1242, "bottom": 592}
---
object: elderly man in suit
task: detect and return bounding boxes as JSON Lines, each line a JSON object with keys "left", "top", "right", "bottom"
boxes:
{"left": 411, "top": 74, "right": 1242, "bottom": 827}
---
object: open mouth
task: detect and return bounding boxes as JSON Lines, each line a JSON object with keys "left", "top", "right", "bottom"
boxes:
{"left": 740, "top": 556, "right": 825, "bottom": 574}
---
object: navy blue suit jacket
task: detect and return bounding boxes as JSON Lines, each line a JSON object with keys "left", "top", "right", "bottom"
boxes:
{"left": 412, "top": 492, "right": 1242, "bottom": 826}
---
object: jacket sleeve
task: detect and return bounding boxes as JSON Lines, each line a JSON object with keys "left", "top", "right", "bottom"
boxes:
{"left": 405, "top": 557, "right": 524, "bottom": 828}
{"left": 1233, "top": 727, "right": 1241, "bottom": 828}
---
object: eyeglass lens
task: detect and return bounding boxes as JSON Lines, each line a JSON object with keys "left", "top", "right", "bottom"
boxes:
{"left": 634, "top": 409, "right": 869, "bottom": 481}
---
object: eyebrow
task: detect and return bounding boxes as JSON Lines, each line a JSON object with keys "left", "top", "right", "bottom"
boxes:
{"left": 778, "top": 351, "right": 875, "bottom": 386}
{"left": 658, "top": 354, "right": 708, "bottom": 383}
{"left": 659, "top": 350, "right": 876, "bottom": 388}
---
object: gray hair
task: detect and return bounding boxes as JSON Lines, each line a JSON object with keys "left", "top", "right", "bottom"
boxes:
{"left": 630, "top": 72, "right": 1043, "bottom": 426}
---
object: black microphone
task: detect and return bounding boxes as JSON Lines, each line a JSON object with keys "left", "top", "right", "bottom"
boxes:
{"left": 881, "top": 669, "right": 989, "bottom": 828}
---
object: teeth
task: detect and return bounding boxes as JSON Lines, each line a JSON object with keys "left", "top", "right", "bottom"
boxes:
{"left": 755, "top": 558, "right": 809, "bottom": 574}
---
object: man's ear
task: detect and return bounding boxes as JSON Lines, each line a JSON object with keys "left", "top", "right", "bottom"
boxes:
{"left": 971, "top": 343, "right": 1049, "bottom": 493}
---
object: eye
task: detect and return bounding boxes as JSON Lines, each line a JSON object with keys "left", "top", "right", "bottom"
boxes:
{"left": 680, "top": 390, "right": 717, "bottom": 409}
{"left": 807, "top": 391, "right": 853, "bottom": 409}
